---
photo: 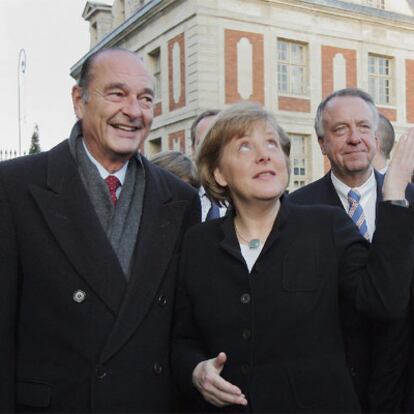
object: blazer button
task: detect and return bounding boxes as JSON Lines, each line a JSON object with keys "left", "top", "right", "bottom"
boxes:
{"left": 350, "top": 367, "right": 357, "bottom": 377}
{"left": 157, "top": 295, "right": 167, "bottom": 307}
{"left": 153, "top": 362, "right": 163, "bottom": 375}
{"left": 73, "top": 290, "right": 86, "bottom": 303}
{"left": 96, "top": 365, "right": 107, "bottom": 379}
{"left": 241, "top": 364, "right": 250, "bottom": 375}
{"left": 241, "top": 293, "right": 251, "bottom": 304}
{"left": 242, "top": 329, "right": 251, "bottom": 340}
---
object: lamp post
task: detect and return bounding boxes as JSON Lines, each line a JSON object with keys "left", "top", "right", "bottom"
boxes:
{"left": 17, "top": 48, "right": 27, "bottom": 156}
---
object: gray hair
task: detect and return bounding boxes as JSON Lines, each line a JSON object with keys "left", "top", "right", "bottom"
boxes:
{"left": 314, "top": 88, "right": 379, "bottom": 139}
{"left": 376, "top": 113, "right": 395, "bottom": 159}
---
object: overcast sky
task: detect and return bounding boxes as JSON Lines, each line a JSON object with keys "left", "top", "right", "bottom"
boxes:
{"left": 1, "top": 0, "right": 95, "bottom": 153}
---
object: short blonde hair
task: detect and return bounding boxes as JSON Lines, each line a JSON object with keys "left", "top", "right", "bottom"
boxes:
{"left": 197, "top": 101, "right": 290, "bottom": 205}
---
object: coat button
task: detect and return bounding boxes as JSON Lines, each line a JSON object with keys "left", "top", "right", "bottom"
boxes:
{"left": 350, "top": 367, "right": 357, "bottom": 377}
{"left": 153, "top": 362, "right": 163, "bottom": 375}
{"left": 242, "top": 329, "right": 251, "bottom": 340}
{"left": 96, "top": 365, "right": 107, "bottom": 379}
{"left": 73, "top": 290, "right": 86, "bottom": 303}
{"left": 157, "top": 295, "right": 167, "bottom": 307}
{"left": 241, "top": 293, "right": 251, "bottom": 304}
{"left": 241, "top": 364, "right": 250, "bottom": 375}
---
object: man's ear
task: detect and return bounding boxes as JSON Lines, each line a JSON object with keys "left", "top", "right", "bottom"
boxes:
{"left": 72, "top": 85, "right": 85, "bottom": 120}
{"left": 317, "top": 137, "right": 326, "bottom": 155}
{"left": 214, "top": 167, "right": 227, "bottom": 188}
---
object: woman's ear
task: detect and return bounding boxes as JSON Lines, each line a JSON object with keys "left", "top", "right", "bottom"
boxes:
{"left": 214, "top": 167, "right": 227, "bottom": 187}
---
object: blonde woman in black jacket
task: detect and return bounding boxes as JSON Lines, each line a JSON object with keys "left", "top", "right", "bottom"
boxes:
{"left": 172, "top": 101, "right": 414, "bottom": 413}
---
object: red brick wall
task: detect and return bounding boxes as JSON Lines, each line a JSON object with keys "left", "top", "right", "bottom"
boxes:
{"left": 168, "top": 130, "right": 185, "bottom": 152}
{"left": 406, "top": 59, "right": 414, "bottom": 123}
{"left": 225, "top": 29, "right": 264, "bottom": 105}
{"left": 279, "top": 96, "right": 310, "bottom": 113}
{"left": 168, "top": 33, "right": 186, "bottom": 111}
{"left": 378, "top": 107, "right": 397, "bottom": 122}
{"left": 321, "top": 46, "right": 357, "bottom": 98}
{"left": 154, "top": 102, "right": 162, "bottom": 117}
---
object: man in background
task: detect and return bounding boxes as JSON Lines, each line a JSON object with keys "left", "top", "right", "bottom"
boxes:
{"left": 289, "top": 87, "right": 414, "bottom": 412}
{"left": 372, "top": 113, "right": 395, "bottom": 174}
{"left": 190, "top": 109, "right": 227, "bottom": 221}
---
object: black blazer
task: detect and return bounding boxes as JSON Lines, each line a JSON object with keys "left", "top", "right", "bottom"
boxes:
{"left": 172, "top": 200, "right": 414, "bottom": 413}
{"left": 0, "top": 139, "right": 200, "bottom": 412}
{"left": 288, "top": 170, "right": 414, "bottom": 412}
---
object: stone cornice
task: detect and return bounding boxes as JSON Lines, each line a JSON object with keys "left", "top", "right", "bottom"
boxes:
{"left": 71, "top": 0, "right": 178, "bottom": 79}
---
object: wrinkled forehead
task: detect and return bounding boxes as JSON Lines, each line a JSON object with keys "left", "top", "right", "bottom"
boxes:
{"left": 91, "top": 51, "right": 154, "bottom": 88}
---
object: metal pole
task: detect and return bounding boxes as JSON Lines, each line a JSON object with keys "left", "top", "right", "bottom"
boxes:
{"left": 17, "top": 49, "right": 27, "bottom": 156}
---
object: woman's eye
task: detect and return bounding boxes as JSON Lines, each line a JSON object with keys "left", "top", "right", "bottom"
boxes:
{"left": 267, "top": 141, "right": 278, "bottom": 149}
{"left": 239, "top": 143, "right": 251, "bottom": 152}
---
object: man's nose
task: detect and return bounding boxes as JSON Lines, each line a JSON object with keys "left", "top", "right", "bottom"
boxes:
{"left": 123, "top": 96, "right": 142, "bottom": 119}
{"left": 347, "top": 126, "right": 362, "bottom": 144}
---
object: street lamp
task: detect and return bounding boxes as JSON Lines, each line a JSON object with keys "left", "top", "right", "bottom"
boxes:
{"left": 17, "top": 48, "right": 27, "bottom": 156}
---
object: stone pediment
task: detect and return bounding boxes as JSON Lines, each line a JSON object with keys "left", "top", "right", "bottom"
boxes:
{"left": 82, "top": 1, "right": 112, "bottom": 21}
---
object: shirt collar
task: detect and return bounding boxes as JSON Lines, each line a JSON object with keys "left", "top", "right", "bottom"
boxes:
{"left": 330, "top": 168, "right": 376, "bottom": 200}
{"left": 82, "top": 139, "right": 129, "bottom": 185}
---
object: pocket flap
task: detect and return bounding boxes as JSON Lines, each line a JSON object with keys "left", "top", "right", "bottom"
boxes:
{"left": 17, "top": 380, "right": 51, "bottom": 407}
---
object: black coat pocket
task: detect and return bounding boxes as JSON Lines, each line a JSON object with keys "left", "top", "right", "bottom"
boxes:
{"left": 17, "top": 379, "right": 51, "bottom": 408}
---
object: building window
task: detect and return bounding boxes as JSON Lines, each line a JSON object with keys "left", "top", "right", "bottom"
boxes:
{"left": 289, "top": 134, "right": 311, "bottom": 190}
{"left": 147, "top": 137, "right": 162, "bottom": 156}
{"left": 368, "top": 54, "right": 393, "bottom": 105}
{"left": 277, "top": 39, "right": 307, "bottom": 96}
{"left": 149, "top": 48, "right": 161, "bottom": 102}
{"left": 362, "top": 0, "right": 385, "bottom": 9}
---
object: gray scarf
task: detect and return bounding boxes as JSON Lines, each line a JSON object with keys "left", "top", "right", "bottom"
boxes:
{"left": 68, "top": 122, "right": 145, "bottom": 279}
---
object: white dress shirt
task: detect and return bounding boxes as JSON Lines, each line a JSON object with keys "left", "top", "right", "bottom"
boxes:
{"left": 199, "top": 186, "right": 227, "bottom": 221}
{"left": 330, "top": 169, "right": 377, "bottom": 241}
{"left": 83, "top": 140, "right": 128, "bottom": 198}
{"left": 377, "top": 165, "right": 388, "bottom": 175}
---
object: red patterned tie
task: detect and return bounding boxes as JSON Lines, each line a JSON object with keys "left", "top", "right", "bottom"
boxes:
{"left": 105, "top": 175, "right": 121, "bottom": 206}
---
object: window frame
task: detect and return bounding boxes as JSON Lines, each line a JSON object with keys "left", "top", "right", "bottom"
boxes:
{"left": 277, "top": 39, "right": 308, "bottom": 97}
{"left": 368, "top": 53, "right": 394, "bottom": 106}
{"left": 288, "top": 133, "right": 311, "bottom": 191}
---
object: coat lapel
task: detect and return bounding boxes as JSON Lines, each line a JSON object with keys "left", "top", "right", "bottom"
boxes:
{"left": 219, "top": 197, "right": 291, "bottom": 262}
{"left": 99, "top": 160, "right": 188, "bottom": 363}
{"left": 29, "top": 141, "right": 127, "bottom": 316}
{"left": 321, "top": 172, "right": 343, "bottom": 208}
{"left": 219, "top": 213, "right": 244, "bottom": 263}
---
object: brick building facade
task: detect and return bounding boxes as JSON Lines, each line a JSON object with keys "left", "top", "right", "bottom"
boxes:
{"left": 71, "top": 0, "right": 414, "bottom": 188}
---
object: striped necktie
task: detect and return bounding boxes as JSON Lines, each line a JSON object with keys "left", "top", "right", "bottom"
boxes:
{"left": 205, "top": 201, "right": 220, "bottom": 221}
{"left": 347, "top": 189, "right": 370, "bottom": 240}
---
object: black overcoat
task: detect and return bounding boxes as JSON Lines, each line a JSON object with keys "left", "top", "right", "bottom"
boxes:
{"left": 289, "top": 170, "right": 414, "bottom": 412}
{"left": 0, "top": 139, "right": 200, "bottom": 412}
{"left": 172, "top": 200, "right": 414, "bottom": 413}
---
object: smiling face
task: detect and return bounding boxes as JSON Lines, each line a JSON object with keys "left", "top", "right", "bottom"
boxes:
{"left": 318, "top": 96, "right": 377, "bottom": 186}
{"left": 213, "top": 121, "right": 289, "bottom": 209}
{"left": 72, "top": 50, "right": 154, "bottom": 171}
